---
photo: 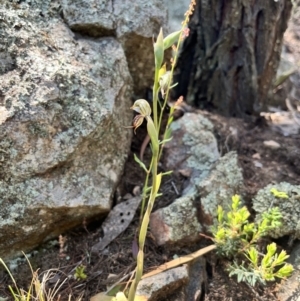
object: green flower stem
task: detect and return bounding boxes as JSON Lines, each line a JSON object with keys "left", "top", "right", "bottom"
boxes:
{"left": 139, "top": 158, "right": 153, "bottom": 223}
{"left": 128, "top": 166, "right": 160, "bottom": 301}
{"left": 128, "top": 117, "right": 160, "bottom": 301}
{"left": 157, "top": 32, "right": 186, "bottom": 161}
{"left": 153, "top": 67, "right": 160, "bottom": 130}
{"left": 158, "top": 29, "right": 184, "bottom": 130}
{"left": 158, "top": 107, "right": 174, "bottom": 161}
{"left": 146, "top": 117, "right": 159, "bottom": 157}
{"left": 240, "top": 229, "right": 264, "bottom": 254}
{"left": 157, "top": 19, "right": 191, "bottom": 160}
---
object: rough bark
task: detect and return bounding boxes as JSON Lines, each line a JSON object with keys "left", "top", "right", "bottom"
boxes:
{"left": 174, "top": 0, "right": 293, "bottom": 117}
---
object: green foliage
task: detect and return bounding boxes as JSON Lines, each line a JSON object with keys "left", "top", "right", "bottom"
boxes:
{"left": 211, "top": 195, "right": 293, "bottom": 286}
{"left": 211, "top": 195, "right": 281, "bottom": 257}
{"left": 74, "top": 265, "right": 87, "bottom": 281}
{"left": 163, "top": 30, "right": 182, "bottom": 50}
{"left": 229, "top": 244, "right": 294, "bottom": 286}
{"left": 153, "top": 28, "right": 164, "bottom": 69}
{"left": 270, "top": 187, "right": 289, "bottom": 199}
{"left": 133, "top": 153, "right": 149, "bottom": 174}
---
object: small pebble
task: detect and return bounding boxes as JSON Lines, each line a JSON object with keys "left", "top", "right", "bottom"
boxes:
{"left": 263, "top": 140, "right": 281, "bottom": 150}
{"left": 252, "top": 153, "right": 261, "bottom": 159}
{"left": 253, "top": 160, "right": 263, "bottom": 168}
{"left": 123, "top": 193, "right": 132, "bottom": 200}
{"left": 133, "top": 186, "right": 141, "bottom": 196}
{"left": 178, "top": 168, "right": 192, "bottom": 178}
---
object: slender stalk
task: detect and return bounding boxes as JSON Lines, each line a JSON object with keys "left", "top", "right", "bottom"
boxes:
{"left": 158, "top": 9, "right": 193, "bottom": 159}
{"left": 139, "top": 158, "right": 153, "bottom": 223}
{"left": 128, "top": 158, "right": 158, "bottom": 301}
{"left": 128, "top": 117, "right": 160, "bottom": 301}
{"left": 153, "top": 67, "right": 160, "bottom": 130}
{"left": 127, "top": 3, "right": 196, "bottom": 299}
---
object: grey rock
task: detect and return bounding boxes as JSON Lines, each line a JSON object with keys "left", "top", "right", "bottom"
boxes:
{"left": 0, "top": 2, "right": 132, "bottom": 258}
{"left": 183, "top": 257, "right": 207, "bottom": 301}
{"left": 197, "top": 151, "right": 244, "bottom": 227}
{"left": 150, "top": 192, "right": 202, "bottom": 246}
{"left": 164, "top": 0, "right": 191, "bottom": 33}
{"left": 61, "top": 0, "right": 168, "bottom": 97}
{"left": 137, "top": 257, "right": 207, "bottom": 301}
{"left": 61, "top": 0, "right": 115, "bottom": 34}
{"left": 61, "top": 0, "right": 166, "bottom": 38}
{"left": 151, "top": 113, "right": 219, "bottom": 245}
{"left": 151, "top": 113, "right": 244, "bottom": 245}
{"left": 253, "top": 182, "right": 300, "bottom": 238}
{"left": 136, "top": 266, "right": 189, "bottom": 301}
{"left": 163, "top": 113, "right": 220, "bottom": 194}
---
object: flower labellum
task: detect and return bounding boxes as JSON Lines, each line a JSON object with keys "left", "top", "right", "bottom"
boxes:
{"left": 130, "top": 99, "right": 152, "bottom": 117}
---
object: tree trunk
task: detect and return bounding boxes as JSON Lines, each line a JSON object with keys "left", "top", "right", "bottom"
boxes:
{"left": 174, "top": 0, "right": 293, "bottom": 118}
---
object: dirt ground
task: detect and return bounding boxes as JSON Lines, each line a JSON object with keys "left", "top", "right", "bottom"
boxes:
{"left": 1, "top": 4, "right": 300, "bottom": 301}
{"left": 0, "top": 108, "right": 299, "bottom": 301}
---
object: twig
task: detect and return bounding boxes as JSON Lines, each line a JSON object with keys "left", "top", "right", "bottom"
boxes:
{"left": 171, "top": 181, "right": 179, "bottom": 195}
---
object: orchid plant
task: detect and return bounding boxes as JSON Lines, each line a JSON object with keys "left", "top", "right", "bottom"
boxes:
{"left": 126, "top": 2, "right": 196, "bottom": 300}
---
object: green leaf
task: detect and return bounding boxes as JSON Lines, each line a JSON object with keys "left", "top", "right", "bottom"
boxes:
{"left": 239, "top": 207, "right": 250, "bottom": 222}
{"left": 143, "top": 186, "right": 152, "bottom": 193}
{"left": 161, "top": 170, "right": 173, "bottom": 176}
{"left": 247, "top": 247, "right": 258, "bottom": 266}
{"left": 154, "top": 28, "right": 164, "bottom": 68}
{"left": 164, "top": 127, "right": 172, "bottom": 140}
{"left": 134, "top": 153, "right": 149, "bottom": 173}
{"left": 163, "top": 30, "right": 182, "bottom": 50}
{"left": 266, "top": 243, "right": 277, "bottom": 257}
{"left": 74, "top": 265, "right": 87, "bottom": 280}
{"left": 217, "top": 206, "right": 223, "bottom": 223}
{"left": 270, "top": 188, "right": 289, "bottom": 199}
{"left": 276, "top": 250, "right": 289, "bottom": 265}
{"left": 276, "top": 264, "right": 294, "bottom": 278}
{"left": 261, "top": 255, "right": 272, "bottom": 269}
{"left": 107, "top": 284, "right": 126, "bottom": 297}
{"left": 159, "top": 137, "right": 173, "bottom": 144}
{"left": 237, "top": 272, "right": 243, "bottom": 283}
{"left": 243, "top": 223, "right": 255, "bottom": 234}
{"left": 215, "top": 228, "right": 225, "bottom": 241}
{"left": 169, "top": 82, "right": 178, "bottom": 89}
{"left": 227, "top": 211, "right": 233, "bottom": 221}
{"left": 146, "top": 117, "right": 159, "bottom": 156}
{"left": 263, "top": 273, "right": 275, "bottom": 281}
{"left": 231, "top": 195, "right": 240, "bottom": 210}
{"left": 154, "top": 173, "right": 162, "bottom": 195}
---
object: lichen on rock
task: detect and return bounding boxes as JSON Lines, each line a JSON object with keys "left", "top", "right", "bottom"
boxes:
{"left": 150, "top": 193, "right": 202, "bottom": 246}
{"left": 163, "top": 113, "right": 220, "bottom": 193}
{"left": 61, "top": 0, "right": 167, "bottom": 97}
{"left": 197, "top": 151, "right": 244, "bottom": 227}
{"left": 253, "top": 182, "right": 300, "bottom": 238}
{"left": 0, "top": 1, "right": 133, "bottom": 259}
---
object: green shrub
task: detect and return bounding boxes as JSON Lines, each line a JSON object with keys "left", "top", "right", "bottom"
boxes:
{"left": 211, "top": 195, "right": 293, "bottom": 286}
